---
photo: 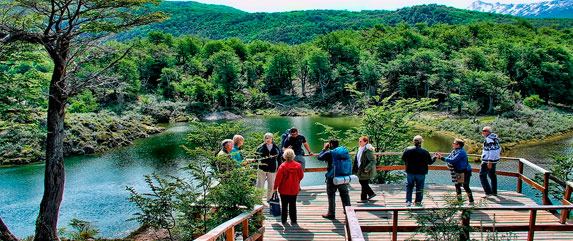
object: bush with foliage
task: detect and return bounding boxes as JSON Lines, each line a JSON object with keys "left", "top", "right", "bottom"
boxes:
{"left": 316, "top": 98, "right": 435, "bottom": 184}
{"left": 535, "top": 147, "right": 573, "bottom": 204}
{"left": 523, "top": 95, "right": 545, "bottom": 108}
{"left": 58, "top": 219, "right": 100, "bottom": 241}
{"left": 0, "top": 121, "right": 46, "bottom": 164}
{"left": 138, "top": 95, "right": 190, "bottom": 122}
{"left": 68, "top": 90, "right": 99, "bottom": 113}
{"left": 411, "top": 192, "right": 517, "bottom": 241}
{"left": 127, "top": 121, "right": 264, "bottom": 240}
{"left": 411, "top": 192, "right": 473, "bottom": 240}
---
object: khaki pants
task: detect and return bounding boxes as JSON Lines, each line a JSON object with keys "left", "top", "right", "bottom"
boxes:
{"left": 257, "top": 171, "right": 276, "bottom": 201}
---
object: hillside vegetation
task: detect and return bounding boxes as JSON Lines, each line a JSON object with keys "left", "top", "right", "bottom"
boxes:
{"left": 115, "top": 1, "right": 573, "bottom": 44}
{"left": 2, "top": 2, "right": 573, "bottom": 164}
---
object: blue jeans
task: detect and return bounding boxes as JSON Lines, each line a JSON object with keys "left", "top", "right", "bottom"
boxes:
{"left": 294, "top": 154, "right": 306, "bottom": 171}
{"left": 406, "top": 173, "right": 426, "bottom": 203}
{"left": 479, "top": 162, "right": 497, "bottom": 195}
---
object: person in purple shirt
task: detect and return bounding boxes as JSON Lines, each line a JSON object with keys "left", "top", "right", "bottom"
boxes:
{"left": 435, "top": 138, "right": 474, "bottom": 205}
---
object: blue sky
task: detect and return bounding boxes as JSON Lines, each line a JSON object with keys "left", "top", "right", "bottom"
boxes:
{"left": 171, "top": 0, "right": 545, "bottom": 12}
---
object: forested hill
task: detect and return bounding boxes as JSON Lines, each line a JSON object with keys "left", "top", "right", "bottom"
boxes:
{"left": 114, "top": 1, "right": 573, "bottom": 44}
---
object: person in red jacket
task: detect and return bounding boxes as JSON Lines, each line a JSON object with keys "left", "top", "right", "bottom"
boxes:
{"left": 273, "top": 149, "right": 304, "bottom": 225}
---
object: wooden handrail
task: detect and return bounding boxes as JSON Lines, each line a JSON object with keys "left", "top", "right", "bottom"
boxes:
{"left": 349, "top": 205, "right": 573, "bottom": 212}
{"left": 302, "top": 152, "right": 554, "bottom": 209}
{"left": 519, "top": 158, "right": 551, "bottom": 174}
{"left": 346, "top": 205, "right": 573, "bottom": 241}
{"left": 307, "top": 151, "right": 563, "bottom": 233}
{"left": 195, "top": 205, "right": 264, "bottom": 241}
{"left": 562, "top": 182, "right": 573, "bottom": 223}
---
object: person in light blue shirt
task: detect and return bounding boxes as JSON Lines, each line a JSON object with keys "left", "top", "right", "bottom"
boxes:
{"left": 231, "top": 135, "right": 244, "bottom": 164}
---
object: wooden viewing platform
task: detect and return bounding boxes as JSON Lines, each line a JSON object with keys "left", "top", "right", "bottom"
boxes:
{"left": 262, "top": 184, "right": 573, "bottom": 240}
{"left": 195, "top": 154, "right": 573, "bottom": 241}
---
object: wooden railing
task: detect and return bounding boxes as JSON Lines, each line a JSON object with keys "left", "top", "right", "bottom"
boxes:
{"left": 304, "top": 152, "right": 553, "bottom": 206}
{"left": 302, "top": 152, "right": 572, "bottom": 241}
{"left": 199, "top": 152, "right": 562, "bottom": 240}
{"left": 345, "top": 205, "right": 573, "bottom": 241}
{"left": 561, "top": 182, "right": 573, "bottom": 223}
{"left": 194, "top": 205, "right": 264, "bottom": 241}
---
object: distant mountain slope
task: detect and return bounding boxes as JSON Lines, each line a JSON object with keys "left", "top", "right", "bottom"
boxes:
{"left": 115, "top": 1, "right": 573, "bottom": 44}
{"left": 468, "top": 0, "right": 573, "bottom": 18}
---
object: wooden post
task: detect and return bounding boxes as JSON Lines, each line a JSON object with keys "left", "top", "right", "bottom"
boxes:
{"left": 543, "top": 172, "right": 551, "bottom": 205}
{"left": 242, "top": 219, "right": 249, "bottom": 240}
{"left": 461, "top": 209, "right": 471, "bottom": 241}
{"left": 392, "top": 210, "right": 398, "bottom": 241}
{"left": 561, "top": 185, "right": 573, "bottom": 224}
{"left": 528, "top": 210, "right": 537, "bottom": 241}
{"left": 257, "top": 209, "right": 264, "bottom": 241}
{"left": 517, "top": 161, "right": 524, "bottom": 193}
{"left": 226, "top": 226, "right": 235, "bottom": 241}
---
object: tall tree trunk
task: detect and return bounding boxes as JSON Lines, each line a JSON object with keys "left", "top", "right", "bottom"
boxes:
{"left": 320, "top": 79, "right": 325, "bottom": 101}
{"left": 35, "top": 64, "right": 67, "bottom": 241}
{"left": 425, "top": 80, "right": 429, "bottom": 98}
{"left": 0, "top": 216, "right": 17, "bottom": 241}
{"left": 487, "top": 94, "right": 494, "bottom": 114}
{"left": 301, "top": 75, "right": 306, "bottom": 97}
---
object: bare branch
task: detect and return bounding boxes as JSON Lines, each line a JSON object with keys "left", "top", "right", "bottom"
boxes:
{"left": 0, "top": 28, "right": 45, "bottom": 44}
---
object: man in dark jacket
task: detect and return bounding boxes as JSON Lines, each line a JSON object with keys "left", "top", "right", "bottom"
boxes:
{"left": 318, "top": 139, "right": 351, "bottom": 219}
{"left": 402, "top": 135, "right": 434, "bottom": 206}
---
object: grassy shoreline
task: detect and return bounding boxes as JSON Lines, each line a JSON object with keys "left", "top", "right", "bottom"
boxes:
{"left": 3, "top": 105, "right": 572, "bottom": 166}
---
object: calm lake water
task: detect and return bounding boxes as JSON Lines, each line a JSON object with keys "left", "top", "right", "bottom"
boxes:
{"left": 1, "top": 116, "right": 571, "bottom": 238}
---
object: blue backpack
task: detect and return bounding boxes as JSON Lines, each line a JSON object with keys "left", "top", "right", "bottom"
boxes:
{"left": 281, "top": 129, "right": 290, "bottom": 154}
{"left": 325, "top": 146, "right": 352, "bottom": 178}
{"left": 280, "top": 129, "right": 290, "bottom": 151}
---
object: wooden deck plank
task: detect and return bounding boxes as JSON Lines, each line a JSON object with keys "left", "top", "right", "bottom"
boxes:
{"left": 262, "top": 184, "right": 573, "bottom": 240}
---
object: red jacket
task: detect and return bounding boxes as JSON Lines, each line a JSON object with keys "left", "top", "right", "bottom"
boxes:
{"left": 273, "top": 160, "right": 304, "bottom": 195}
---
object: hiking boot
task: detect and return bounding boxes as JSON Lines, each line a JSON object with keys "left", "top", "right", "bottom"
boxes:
{"left": 321, "top": 213, "right": 335, "bottom": 219}
{"left": 368, "top": 193, "right": 377, "bottom": 200}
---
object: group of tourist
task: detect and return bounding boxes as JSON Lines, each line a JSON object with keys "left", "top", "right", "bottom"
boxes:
{"left": 402, "top": 126, "right": 502, "bottom": 206}
{"left": 216, "top": 125, "right": 502, "bottom": 225}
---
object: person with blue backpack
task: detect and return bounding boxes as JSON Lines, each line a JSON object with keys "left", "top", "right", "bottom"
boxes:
{"left": 318, "top": 139, "right": 352, "bottom": 220}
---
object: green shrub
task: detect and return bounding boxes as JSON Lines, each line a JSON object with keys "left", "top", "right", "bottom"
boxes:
{"left": 127, "top": 121, "right": 264, "bottom": 239}
{"left": 523, "top": 95, "right": 545, "bottom": 108}
{"left": 59, "top": 219, "right": 100, "bottom": 241}
{"left": 138, "top": 95, "right": 188, "bottom": 123}
{"left": 68, "top": 90, "right": 99, "bottom": 113}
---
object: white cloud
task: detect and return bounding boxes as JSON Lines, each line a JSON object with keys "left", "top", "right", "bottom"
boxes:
{"left": 171, "top": 0, "right": 546, "bottom": 12}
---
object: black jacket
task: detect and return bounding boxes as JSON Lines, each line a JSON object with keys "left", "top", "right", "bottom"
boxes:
{"left": 256, "top": 142, "right": 281, "bottom": 172}
{"left": 402, "top": 146, "right": 434, "bottom": 174}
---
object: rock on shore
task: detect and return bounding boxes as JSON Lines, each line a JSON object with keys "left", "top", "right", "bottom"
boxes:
{"left": 202, "top": 111, "right": 242, "bottom": 121}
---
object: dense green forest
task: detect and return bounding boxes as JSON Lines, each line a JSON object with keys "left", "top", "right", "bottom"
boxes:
{"left": 2, "top": 18, "right": 572, "bottom": 164}
{"left": 115, "top": 1, "right": 573, "bottom": 44}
